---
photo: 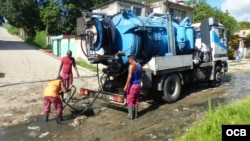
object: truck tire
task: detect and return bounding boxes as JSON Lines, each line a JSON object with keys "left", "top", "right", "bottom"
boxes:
{"left": 162, "top": 74, "right": 181, "bottom": 103}
{"left": 209, "top": 66, "right": 222, "bottom": 87}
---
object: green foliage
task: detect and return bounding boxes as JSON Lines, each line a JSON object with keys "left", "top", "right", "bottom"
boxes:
{"left": 76, "top": 59, "right": 97, "bottom": 72}
{"left": 239, "top": 21, "right": 250, "bottom": 29}
{"left": 246, "top": 34, "right": 250, "bottom": 40}
{"left": 227, "top": 35, "right": 240, "bottom": 60}
{"left": 176, "top": 96, "right": 250, "bottom": 141}
{"left": 91, "top": 0, "right": 109, "bottom": 6}
{"left": 34, "top": 31, "right": 47, "bottom": 49}
{"left": 23, "top": 31, "right": 47, "bottom": 49}
{"left": 40, "top": 0, "right": 62, "bottom": 34}
{"left": 0, "top": 0, "right": 87, "bottom": 36}
{"left": 3, "top": 24, "right": 19, "bottom": 35}
{"left": 2, "top": 0, "right": 43, "bottom": 35}
{"left": 188, "top": 1, "right": 238, "bottom": 34}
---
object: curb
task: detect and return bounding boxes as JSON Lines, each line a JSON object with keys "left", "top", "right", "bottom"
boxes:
{"left": 39, "top": 49, "right": 60, "bottom": 61}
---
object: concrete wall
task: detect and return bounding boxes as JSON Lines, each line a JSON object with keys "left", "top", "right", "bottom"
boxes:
{"left": 51, "top": 35, "right": 76, "bottom": 58}
{"left": 75, "top": 37, "right": 88, "bottom": 60}
{"left": 93, "top": 1, "right": 119, "bottom": 15}
{"left": 92, "top": 1, "right": 145, "bottom": 16}
{"left": 150, "top": 1, "right": 193, "bottom": 21}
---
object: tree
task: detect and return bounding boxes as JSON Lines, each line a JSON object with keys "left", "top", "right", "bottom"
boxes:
{"left": 40, "top": 0, "right": 63, "bottom": 34}
{"left": 91, "top": 0, "right": 109, "bottom": 6}
{"left": 187, "top": 1, "right": 238, "bottom": 35}
{"left": 1, "top": 0, "right": 43, "bottom": 35}
{"left": 239, "top": 21, "right": 250, "bottom": 29}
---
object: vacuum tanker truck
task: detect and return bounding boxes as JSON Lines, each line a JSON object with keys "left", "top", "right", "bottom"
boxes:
{"left": 78, "top": 9, "right": 228, "bottom": 104}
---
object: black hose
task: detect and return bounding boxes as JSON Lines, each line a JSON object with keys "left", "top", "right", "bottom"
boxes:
{"left": 81, "top": 35, "right": 89, "bottom": 57}
{"left": 57, "top": 67, "right": 103, "bottom": 124}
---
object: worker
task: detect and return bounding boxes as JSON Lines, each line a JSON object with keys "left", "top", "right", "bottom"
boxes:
{"left": 58, "top": 50, "right": 79, "bottom": 100}
{"left": 43, "top": 76, "right": 67, "bottom": 122}
{"left": 123, "top": 55, "right": 142, "bottom": 120}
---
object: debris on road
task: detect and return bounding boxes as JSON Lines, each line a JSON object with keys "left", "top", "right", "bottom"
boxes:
{"left": 4, "top": 113, "right": 13, "bottom": 117}
{"left": 69, "top": 115, "right": 88, "bottom": 127}
{"left": 28, "top": 126, "right": 40, "bottom": 131}
{"left": 173, "top": 108, "right": 179, "bottom": 112}
{"left": 39, "top": 131, "right": 49, "bottom": 138}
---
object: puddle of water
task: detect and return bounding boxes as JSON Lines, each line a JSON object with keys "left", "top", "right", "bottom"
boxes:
{"left": 0, "top": 115, "right": 76, "bottom": 141}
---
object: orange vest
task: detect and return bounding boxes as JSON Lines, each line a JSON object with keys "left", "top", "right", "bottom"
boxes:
{"left": 43, "top": 80, "right": 62, "bottom": 99}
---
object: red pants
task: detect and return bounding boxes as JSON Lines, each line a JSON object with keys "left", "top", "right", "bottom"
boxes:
{"left": 61, "top": 73, "right": 73, "bottom": 88}
{"left": 126, "top": 84, "right": 141, "bottom": 107}
{"left": 43, "top": 96, "right": 63, "bottom": 115}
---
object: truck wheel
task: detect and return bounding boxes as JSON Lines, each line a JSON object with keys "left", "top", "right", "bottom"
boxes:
{"left": 209, "top": 66, "right": 222, "bottom": 87}
{"left": 162, "top": 74, "right": 181, "bottom": 103}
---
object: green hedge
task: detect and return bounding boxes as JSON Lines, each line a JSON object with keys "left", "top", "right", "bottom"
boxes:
{"left": 3, "top": 24, "right": 19, "bottom": 35}
{"left": 24, "top": 31, "right": 47, "bottom": 49}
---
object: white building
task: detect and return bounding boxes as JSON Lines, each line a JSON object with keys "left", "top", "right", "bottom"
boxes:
{"left": 91, "top": 0, "right": 193, "bottom": 21}
{"left": 149, "top": 0, "right": 193, "bottom": 21}
{"left": 91, "top": 0, "right": 146, "bottom": 16}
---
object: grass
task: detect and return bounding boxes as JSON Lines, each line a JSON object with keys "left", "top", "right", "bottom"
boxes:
{"left": 3, "top": 23, "right": 48, "bottom": 49}
{"left": 23, "top": 31, "right": 48, "bottom": 49}
{"left": 76, "top": 59, "right": 98, "bottom": 72}
{"left": 3, "top": 24, "right": 19, "bottom": 35}
{"left": 176, "top": 96, "right": 250, "bottom": 141}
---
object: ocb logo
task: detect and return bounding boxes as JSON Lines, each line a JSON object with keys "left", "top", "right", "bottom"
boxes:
{"left": 226, "top": 129, "right": 246, "bottom": 136}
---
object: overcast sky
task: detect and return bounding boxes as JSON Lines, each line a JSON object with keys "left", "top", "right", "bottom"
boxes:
{"left": 221, "top": 0, "right": 250, "bottom": 21}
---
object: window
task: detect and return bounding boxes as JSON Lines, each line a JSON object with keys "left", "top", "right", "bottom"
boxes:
{"left": 134, "top": 7, "right": 142, "bottom": 16}
{"left": 170, "top": 9, "right": 187, "bottom": 20}
{"left": 181, "top": 11, "right": 186, "bottom": 18}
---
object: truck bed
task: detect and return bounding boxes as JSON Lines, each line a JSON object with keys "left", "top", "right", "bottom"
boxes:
{"left": 143, "top": 55, "right": 193, "bottom": 75}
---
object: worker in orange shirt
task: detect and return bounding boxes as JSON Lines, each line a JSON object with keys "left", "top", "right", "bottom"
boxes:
{"left": 43, "top": 76, "right": 67, "bottom": 122}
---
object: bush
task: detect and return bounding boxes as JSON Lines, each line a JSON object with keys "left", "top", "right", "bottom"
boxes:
{"left": 76, "top": 58, "right": 97, "bottom": 72}
{"left": 34, "top": 31, "right": 47, "bottom": 49}
{"left": 227, "top": 48, "right": 235, "bottom": 60}
{"left": 23, "top": 31, "right": 48, "bottom": 49}
{"left": 3, "top": 24, "right": 19, "bottom": 35}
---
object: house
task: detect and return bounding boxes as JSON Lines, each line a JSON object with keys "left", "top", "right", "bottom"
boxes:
{"left": 235, "top": 29, "right": 250, "bottom": 58}
{"left": 149, "top": 0, "right": 193, "bottom": 21}
{"left": 91, "top": 0, "right": 146, "bottom": 16}
{"left": 91, "top": 0, "right": 193, "bottom": 21}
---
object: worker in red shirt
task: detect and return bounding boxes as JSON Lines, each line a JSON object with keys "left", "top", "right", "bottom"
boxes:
{"left": 43, "top": 76, "right": 67, "bottom": 122}
{"left": 58, "top": 50, "right": 79, "bottom": 99}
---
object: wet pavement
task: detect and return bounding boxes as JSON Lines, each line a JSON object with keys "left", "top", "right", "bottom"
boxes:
{"left": 1, "top": 63, "right": 250, "bottom": 141}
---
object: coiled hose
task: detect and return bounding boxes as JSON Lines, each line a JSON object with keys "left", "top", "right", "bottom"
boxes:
{"left": 57, "top": 64, "right": 103, "bottom": 124}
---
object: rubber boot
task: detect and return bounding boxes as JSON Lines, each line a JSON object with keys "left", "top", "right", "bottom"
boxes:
{"left": 127, "top": 107, "right": 133, "bottom": 120}
{"left": 44, "top": 114, "right": 49, "bottom": 122}
{"left": 57, "top": 114, "right": 64, "bottom": 121}
{"left": 134, "top": 105, "right": 138, "bottom": 119}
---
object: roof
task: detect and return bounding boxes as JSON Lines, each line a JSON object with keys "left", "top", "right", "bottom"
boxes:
{"left": 236, "top": 29, "right": 250, "bottom": 38}
{"left": 150, "top": 0, "right": 193, "bottom": 11}
{"left": 91, "top": 0, "right": 193, "bottom": 10}
{"left": 91, "top": 0, "right": 145, "bottom": 10}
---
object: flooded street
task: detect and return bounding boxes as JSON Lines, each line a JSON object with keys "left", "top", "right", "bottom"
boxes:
{"left": 1, "top": 61, "right": 250, "bottom": 141}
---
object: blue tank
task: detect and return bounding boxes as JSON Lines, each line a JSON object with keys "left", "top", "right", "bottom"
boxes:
{"left": 88, "top": 9, "right": 194, "bottom": 66}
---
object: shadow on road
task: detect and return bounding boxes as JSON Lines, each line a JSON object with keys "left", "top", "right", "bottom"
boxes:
{"left": 0, "top": 40, "right": 38, "bottom": 50}
{"left": 103, "top": 74, "right": 232, "bottom": 118}
{"left": 0, "top": 73, "right": 4, "bottom": 78}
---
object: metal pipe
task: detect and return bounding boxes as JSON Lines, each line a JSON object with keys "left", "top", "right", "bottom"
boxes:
{"left": 167, "top": 14, "right": 176, "bottom": 55}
